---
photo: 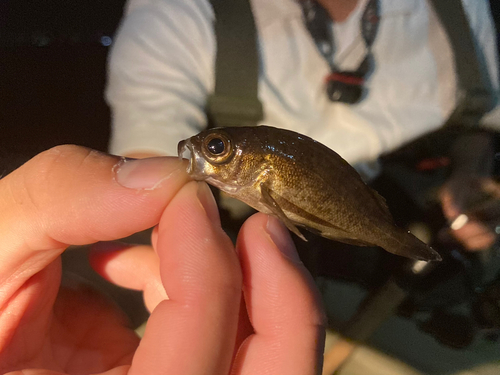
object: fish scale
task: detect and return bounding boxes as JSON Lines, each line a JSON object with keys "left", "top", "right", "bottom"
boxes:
{"left": 178, "top": 125, "right": 441, "bottom": 262}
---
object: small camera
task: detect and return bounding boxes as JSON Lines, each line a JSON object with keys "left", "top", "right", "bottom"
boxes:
{"left": 326, "top": 72, "right": 365, "bottom": 104}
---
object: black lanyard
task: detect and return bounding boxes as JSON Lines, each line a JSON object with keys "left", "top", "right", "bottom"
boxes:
{"left": 300, "top": 0, "right": 381, "bottom": 104}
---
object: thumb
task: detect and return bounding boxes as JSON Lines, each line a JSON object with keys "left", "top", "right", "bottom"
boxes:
{"left": 0, "top": 145, "right": 190, "bottom": 299}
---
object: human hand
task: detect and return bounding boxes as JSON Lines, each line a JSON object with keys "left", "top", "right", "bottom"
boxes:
{"left": 440, "top": 177, "right": 498, "bottom": 251}
{"left": 0, "top": 145, "right": 325, "bottom": 374}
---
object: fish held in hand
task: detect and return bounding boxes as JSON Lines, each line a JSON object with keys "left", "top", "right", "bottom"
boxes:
{"left": 178, "top": 126, "right": 441, "bottom": 262}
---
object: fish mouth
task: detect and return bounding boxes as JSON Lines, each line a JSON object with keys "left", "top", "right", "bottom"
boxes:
{"left": 177, "top": 139, "right": 194, "bottom": 174}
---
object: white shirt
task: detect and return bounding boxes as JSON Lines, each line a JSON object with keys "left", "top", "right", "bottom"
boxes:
{"left": 106, "top": 0, "right": 500, "bottom": 166}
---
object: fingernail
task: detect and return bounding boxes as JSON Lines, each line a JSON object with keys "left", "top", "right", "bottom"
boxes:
{"left": 197, "top": 182, "right": 221, "bottom": 226}
{"left": 114, "top": 157, "right": 176, "bottom": 190}
{"left": 266, "top": 216, "right": 301, "bottom": 263}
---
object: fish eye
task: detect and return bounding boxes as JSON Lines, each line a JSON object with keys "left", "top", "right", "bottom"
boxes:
{"left": 202, "top": 132, "right": 233, "bottom": 164}
{"left": 207, "top": 137, "right": 225, "bottom": 155}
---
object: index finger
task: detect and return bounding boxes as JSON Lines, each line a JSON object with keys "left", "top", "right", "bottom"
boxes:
{"left": 0, "top": 145, "right": 190, "bottom": 299}
{"left": 234, "top": 214, "right": 326, "bottom": 375}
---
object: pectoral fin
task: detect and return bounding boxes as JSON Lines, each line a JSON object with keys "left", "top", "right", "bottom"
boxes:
{"left": 260, "top": 184, "right": 307, "bottom": 241}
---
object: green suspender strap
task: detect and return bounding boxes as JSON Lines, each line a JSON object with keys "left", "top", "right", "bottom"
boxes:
{"left": 429, "top": 0, "right": 497, "bottom": 127}
{"left": 207, "top": 0, "right": 263, "bottom": 128}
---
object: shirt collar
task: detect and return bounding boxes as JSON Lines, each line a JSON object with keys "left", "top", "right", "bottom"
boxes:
{"left": 252, "top": 0, "right": 418, "bottom": 27}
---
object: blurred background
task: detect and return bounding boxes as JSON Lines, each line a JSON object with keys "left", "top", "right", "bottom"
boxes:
{"left": 0, "top": 0, "right": 125, "bottom": 174}
{"left": 0, "top": 0, "right": 497, "bottom": 173}
{"left": 1, "top": 1, "right": 500, "bottom": 375}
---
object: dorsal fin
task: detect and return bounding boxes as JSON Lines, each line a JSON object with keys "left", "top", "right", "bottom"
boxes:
{"left": 370, "top": 188, "right": 393, "bottom": 221}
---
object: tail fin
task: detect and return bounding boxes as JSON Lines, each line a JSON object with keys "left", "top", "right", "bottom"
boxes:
{"left": 381, "top": 228, "right": 441, "bottom": 261}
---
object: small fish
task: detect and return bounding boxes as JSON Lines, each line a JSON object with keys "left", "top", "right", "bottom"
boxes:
{"left": 178, "top": 125, "right": 441, "bottom": 261}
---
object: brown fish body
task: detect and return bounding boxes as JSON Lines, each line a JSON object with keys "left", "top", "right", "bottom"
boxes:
{"left": 178, "top": 125, "right": 441, "bottom": 261}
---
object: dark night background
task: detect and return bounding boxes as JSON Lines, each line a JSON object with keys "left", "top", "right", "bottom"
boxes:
{"left": 0, "top": 0, "right": 126, "bottom": 174}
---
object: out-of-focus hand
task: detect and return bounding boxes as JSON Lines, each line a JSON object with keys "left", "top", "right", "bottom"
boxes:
{"left": 440, "top": 179, "right": 497, "bottom": 251}
{"left": 0, "top": 145, "right": 325, "bottom": 375}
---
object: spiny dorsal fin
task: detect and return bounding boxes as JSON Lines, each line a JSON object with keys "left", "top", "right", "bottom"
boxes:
{"left": 370, "top": 188, "right": 394, "bottom": 221}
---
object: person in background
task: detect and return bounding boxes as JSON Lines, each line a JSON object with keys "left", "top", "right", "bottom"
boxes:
{"left": 106, "top": 0, "right": 500, "bottom": 251}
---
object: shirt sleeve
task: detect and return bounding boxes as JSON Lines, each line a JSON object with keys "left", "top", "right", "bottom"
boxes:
{"left": 106, "top": 0, "right": 216, "bottom": 156}
{"left": 462, "top": 0, "right": 500, "bottom": 130}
